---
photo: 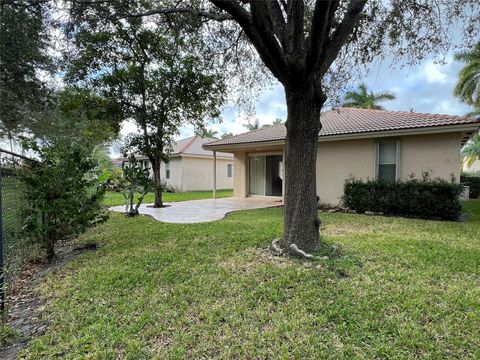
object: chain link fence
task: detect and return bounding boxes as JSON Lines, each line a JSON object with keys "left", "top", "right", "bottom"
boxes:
{"left": 0, "top": 149, "right": 39, "bottom": 311}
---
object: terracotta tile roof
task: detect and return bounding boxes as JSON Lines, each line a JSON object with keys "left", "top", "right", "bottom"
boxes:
{"left": 173, "top": 136, "right": 233, "bottom": 158}
{"left": 117, "top": 136, "right": 233, "bottom": 161}
{"left": 204, "top": 108, "right": 480, "bottom": 148}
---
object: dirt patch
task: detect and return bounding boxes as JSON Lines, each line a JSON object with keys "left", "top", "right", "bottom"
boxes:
{"left": 0, "top": 243, "right": 97, "bottom": 360}
{"left": 219, "top": 247, "right": 299, "bottom": 275}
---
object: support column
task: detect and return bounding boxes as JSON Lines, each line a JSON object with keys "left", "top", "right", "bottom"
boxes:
{"left": 213, "top": 150, "right": 217, "bottom": 199}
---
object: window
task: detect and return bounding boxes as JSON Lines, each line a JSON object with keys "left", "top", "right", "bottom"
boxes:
{"left": 376, "top": 140, "right": 399, "bottom": 181}
{"left": 165, "top": 163, "right": 170, "bottom": 179}
{"left": 227, "top": 164, "right": 233, "bottom": 178}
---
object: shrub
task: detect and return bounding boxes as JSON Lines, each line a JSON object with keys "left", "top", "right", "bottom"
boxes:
{"left": 460, "top": 175, "right": 480, "bottom": 198}
{"left": 343, "top": 178, "right": 463, "bottom": 220}
{"left": 21, "top": 140, "right": 109, "bottom": 261}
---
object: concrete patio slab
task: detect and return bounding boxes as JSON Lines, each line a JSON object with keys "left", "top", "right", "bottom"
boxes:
{"left": 110, "top": 197, "right": 282, "bottom": 223}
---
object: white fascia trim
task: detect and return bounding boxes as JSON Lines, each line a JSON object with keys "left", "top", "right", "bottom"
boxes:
{"left": 180, "top": 153, "right": 233, "bottom": 160}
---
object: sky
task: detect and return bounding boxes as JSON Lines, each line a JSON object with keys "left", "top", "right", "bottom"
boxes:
{"left": 118, "top": 53, "right": 473, "bottom": 144}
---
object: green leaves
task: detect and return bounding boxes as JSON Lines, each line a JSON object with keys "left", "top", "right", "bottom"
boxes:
{"left": 118, "top": 155, "right": 154, "bottom": 216}
{"left": 20, "top": 140, "right": 109, "bottom": 259}
{"left": 454, "top": 43, "right": 480, "bottom": 108}
{"left": 343, "top": 177, "right": 463, "bottom": 220}
{"left": 343, "top": 83, "right": 396, "bottom": 110}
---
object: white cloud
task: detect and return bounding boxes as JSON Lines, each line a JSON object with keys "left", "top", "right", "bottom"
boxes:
{"left": 423, "top": 61, "right": 449, "bottom": 84}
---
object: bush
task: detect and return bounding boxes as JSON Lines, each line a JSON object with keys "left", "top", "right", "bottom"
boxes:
{"left": 343, "top": 178, "right": 463, "bottom": 220}
{"left": 460, "top": 175, "right": 480, "bottom": 198}
{"left": 21, "top": 140, "right": 109, "bottom": 261}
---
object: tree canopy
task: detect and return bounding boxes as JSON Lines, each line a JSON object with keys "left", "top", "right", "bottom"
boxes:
{"left": 0, "top": 1, "right": 52, "bottom": 146}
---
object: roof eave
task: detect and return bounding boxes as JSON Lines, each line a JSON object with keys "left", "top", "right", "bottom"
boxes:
{"left": 203, "top": 122, "right": 480, "bottom": 152}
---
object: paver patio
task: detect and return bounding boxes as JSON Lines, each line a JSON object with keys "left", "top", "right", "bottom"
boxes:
{"left": 110, "top": 197, "right": 282, "bottom": 223}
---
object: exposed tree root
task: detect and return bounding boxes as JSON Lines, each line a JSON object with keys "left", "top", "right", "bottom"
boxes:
{"left": 269, "top": 238, "right": 284, "bottom": 256}
{"left": 269, "top": 239, "right": 315, "bottom": 260}
{"left": 288, "top": 243, "right": 315, "bottom": 260}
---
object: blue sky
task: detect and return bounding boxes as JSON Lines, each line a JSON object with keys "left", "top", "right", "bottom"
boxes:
{"left": 119, "top": 53, "right": 474, "bottom": 141}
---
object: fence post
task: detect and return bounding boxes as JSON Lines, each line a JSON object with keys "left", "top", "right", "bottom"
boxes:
{"left": 0, "top": 166, "right": 4, "bottom": 312}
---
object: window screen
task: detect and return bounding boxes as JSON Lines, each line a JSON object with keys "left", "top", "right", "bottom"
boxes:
{"left": 378, "top": 141, "right": 398, "bottom": 181}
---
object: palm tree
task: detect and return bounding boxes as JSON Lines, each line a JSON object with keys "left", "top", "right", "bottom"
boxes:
{"left": 196, "top": 128, "right": 218, "bottom": 138}
{"left": 243, "top": 119, "right": 260, "bottom": 131}
{"left": 462, "top": 134, "right": 480, "bottom": 168}
{"left": 262, "top": 118, "right": 284, "bottom": 128}
{"left": 342, "top": 83, "right": 395, "bottom": 110}
{"left": 221, "top": 132, "right": 233, "bottom": 139}
{"left": 454, "top": 43, "right": 480, "bottom": 108}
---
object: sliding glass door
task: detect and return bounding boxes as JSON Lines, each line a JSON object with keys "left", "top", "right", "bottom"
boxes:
{"left": 249, "top": 154, "right": 283, "bottom": 196}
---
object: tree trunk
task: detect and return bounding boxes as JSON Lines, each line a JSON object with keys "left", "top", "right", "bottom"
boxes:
{"left": 281, "top": 84, "right": 325, "bottom": 254}
{"left": 151, "top": 158, "right": 164, "bottom": 207}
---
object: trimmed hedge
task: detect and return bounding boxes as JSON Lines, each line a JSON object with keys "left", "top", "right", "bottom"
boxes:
{"left": 343, "top": 178, "right": 463, "bottom": 220}
{"left": 461, "top": 175, "right": 480, "bottom": 199}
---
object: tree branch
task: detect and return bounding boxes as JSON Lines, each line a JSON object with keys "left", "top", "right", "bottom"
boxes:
{"left": 266, "top": 0, "right": 286, "bottom": 48}
{"left": 115, "top": 6, "right": 233, "bottom": 22}
{"left": 305, "top": 0, "right": 339, "bottom": 74}
{"left": 285, "top": 0, "right": 305, "bottom": 63}
{"left": 210, "top": 0, "right": 289, "bottom": 84}
{"left": 318, "top": 0, "right": 367, "bottom": 76}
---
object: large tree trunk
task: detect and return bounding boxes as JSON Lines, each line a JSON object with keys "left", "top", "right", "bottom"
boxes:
{"left": 281, "top": 83, "right": 325, "bottom": 254}
{"left": 150, "top": 158, "right": 164, "bottom": 208}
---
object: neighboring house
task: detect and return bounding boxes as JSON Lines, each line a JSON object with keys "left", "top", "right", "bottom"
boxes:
{"left": 118, "top": 136, "right": 234, "bottom": 192}
{"left": 203, "top": 108, "right": 480, "bottom": 206}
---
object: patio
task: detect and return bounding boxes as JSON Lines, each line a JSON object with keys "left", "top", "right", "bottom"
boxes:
{"left": 110, "top": 197, "right": 282, "bottom": 223}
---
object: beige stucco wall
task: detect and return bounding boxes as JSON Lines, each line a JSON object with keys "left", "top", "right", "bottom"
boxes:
{"left": 316, "top": 132, "right": 462, "bottom": 205}
{"left": 180, "top": 156, "right": 233, "bottom": 191}
{"left": 233, "top": 152, "right": 247, "bottom": 197}
{"left": 158, "top": 158, "right": 183, "bottom": 191}
{"left": 142, "top": 156, "right": 233, "bottom": 192}
{"left": 399, "top": 132, "right": 462, "bottom": 182}
{"left": 316, "top": 139, "right": 375, "bottom": 206}
{"left": 231, "top": 131, "right": 463, "bottom": 206}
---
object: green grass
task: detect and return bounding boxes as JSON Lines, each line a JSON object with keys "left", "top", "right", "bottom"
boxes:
{"left": 103, "top": 189, "right": 233, "bottom": 207}
{"left": 19, "top": 201, "right": 480, "bottom": 359}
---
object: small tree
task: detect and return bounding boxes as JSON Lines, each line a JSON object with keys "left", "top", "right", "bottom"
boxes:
{"left": 21, "top": 140, "right": 109, "bottom": 261}
{"left": 66, "top": 6, "right": 225, "bottom": 208}
{"left": 120, "top": 155, "right": 153, "bottom": 217}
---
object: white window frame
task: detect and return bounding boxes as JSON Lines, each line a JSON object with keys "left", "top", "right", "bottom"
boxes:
{"left": 227, "top": 164, "right": 233, "bottom": 178}
{"left": 375, "top": 140, "right": 400, "bottom": 181}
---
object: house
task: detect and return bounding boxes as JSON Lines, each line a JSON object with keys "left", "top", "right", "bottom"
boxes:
{"left": 119, "top": 136, "right": 234, "bottom": 192}
{"left": 203, "top": 108, "right": 480, "bottom": 206}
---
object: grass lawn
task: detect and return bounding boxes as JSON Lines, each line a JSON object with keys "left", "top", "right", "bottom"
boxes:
{"left": 103, "top": 189, "right": 233, "bottom": 207}
{"left": 20, "top": 200, "right": 480, "bottom": 358}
